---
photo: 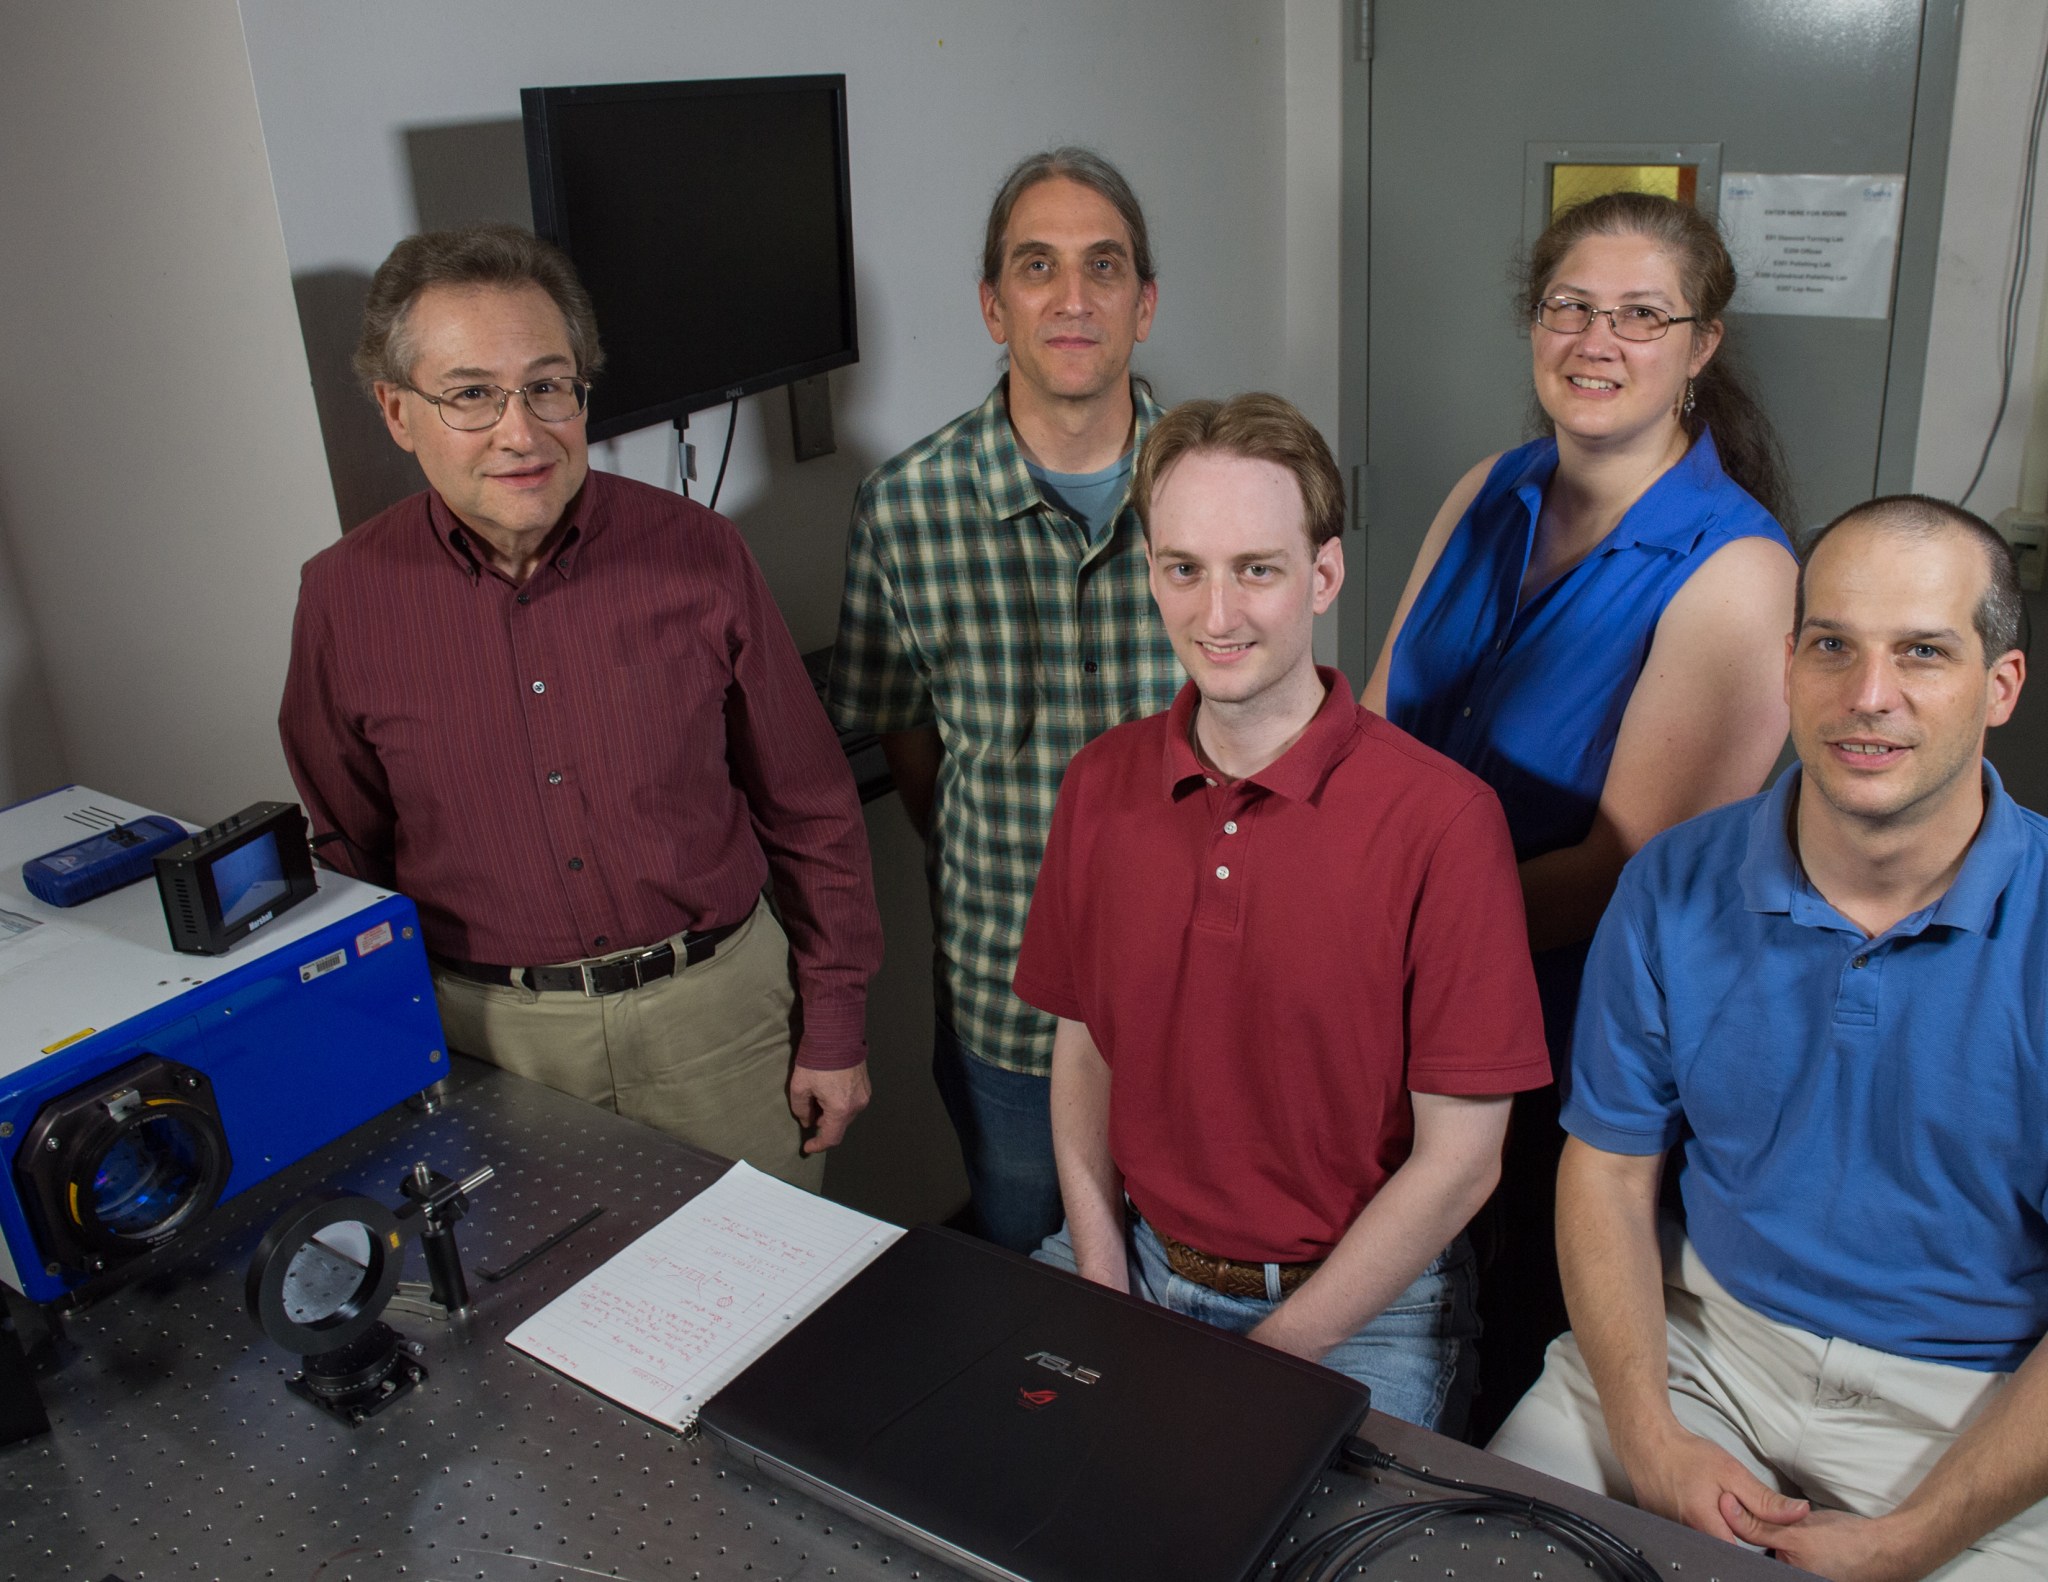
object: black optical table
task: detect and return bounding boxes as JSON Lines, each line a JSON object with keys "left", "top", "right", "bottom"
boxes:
{"left": 1, "top": 1057, "right": 1796, "bottom": 1582}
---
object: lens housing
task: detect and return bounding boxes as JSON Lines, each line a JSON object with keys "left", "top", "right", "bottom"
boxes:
{"left": 14, "top": 1055, "right": 231, "bottom": 1276}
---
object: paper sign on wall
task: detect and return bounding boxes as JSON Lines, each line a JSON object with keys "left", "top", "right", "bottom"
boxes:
{"left": 1719, "top": 173, "right": 1905, "bottom": 319}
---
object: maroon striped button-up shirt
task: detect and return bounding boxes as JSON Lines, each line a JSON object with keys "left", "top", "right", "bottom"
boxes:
{"left": 279, "top": 468, "right": 880, "bottom": 1070}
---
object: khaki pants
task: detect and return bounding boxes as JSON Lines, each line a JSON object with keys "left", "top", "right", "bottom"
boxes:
{"left": 1489, "top": 1230, "right": 2048, "bottom": 1581}
{"left": 433, "top": 897, "right": 823, "bottom": 1191}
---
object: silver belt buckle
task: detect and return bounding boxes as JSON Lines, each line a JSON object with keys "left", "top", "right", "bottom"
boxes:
{"left": 581, "top": 946, "right": 657, "bottom": 996}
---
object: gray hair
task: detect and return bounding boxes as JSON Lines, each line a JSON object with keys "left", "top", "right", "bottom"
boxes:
{"left": 980, "top": 146, "right": 1155, "bottom": 286}
{"left": 353, "top": 223, "right": 604, "bottom": 395}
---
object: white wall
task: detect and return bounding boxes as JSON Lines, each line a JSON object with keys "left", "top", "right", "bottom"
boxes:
{"left": 240, "top": 0, "right": 1291, "bottom": 651}
{"left": 1284, "top": 0, "right": 1344, "bottom": 441}
{"left": 1285, "top": 0, "right": 1347, "bottom": 665}
{"left": 1913, "top": 0, "right": 2048, "bottom": 807}
{"left": 0, "top": 531, "right": 65, "bottom": 809}
{"left": 1914, "top": 0, "right": 2048, "bottom": 510}
{"left": 0, "top": 2, "right": 340, "bottom": 821}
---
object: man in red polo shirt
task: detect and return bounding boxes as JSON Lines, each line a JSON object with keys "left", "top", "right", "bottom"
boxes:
{"left": 1013, "top": 393, "right": 1550, "bottom": 1433}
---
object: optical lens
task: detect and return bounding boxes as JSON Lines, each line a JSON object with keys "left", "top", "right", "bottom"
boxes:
{"left": 525, "top": 381, "right": 587, "bottom": 422}
{"left": 90, "top": 1114, "right": 205, "bottom": 1239}
{"left": 1613, "top": 304, "right": 1671, "bottom": 340}
{"left": 1538, "top": 298, "right": 1591, "bottom": 333}
{"left": 439, "top": 393, "right": 501, "bottom": 430}
{"left": 280, "top": 1223, "right": 377, "bottom": 1325}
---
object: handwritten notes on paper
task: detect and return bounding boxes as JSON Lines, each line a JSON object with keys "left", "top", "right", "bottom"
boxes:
{"left": 506, "top": 1160, "right": 902, "bottom": 1429}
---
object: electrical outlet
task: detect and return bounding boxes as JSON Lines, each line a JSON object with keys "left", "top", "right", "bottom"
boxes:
{"left": 685, "top": 442, "right": 699, "bottom": 482}
{"left": 1994, "top": 509, "right": 2047, "bottom": 593}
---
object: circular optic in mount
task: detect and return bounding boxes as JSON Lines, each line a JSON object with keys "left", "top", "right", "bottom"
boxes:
{"left": 246, "top": 1190, "right": 427, "bottom": 1425}
{"left": 246, "top": 1192, "right": 405, "bottom": 1356}
{"left": 280, "top": 1218, "right": 378, "bottom": 1325}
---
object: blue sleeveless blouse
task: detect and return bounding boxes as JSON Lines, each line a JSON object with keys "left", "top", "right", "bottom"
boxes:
{"left": 1387, "top": 430, "right": 1790, "bottom": 861}
{"left": 1386, "top": 431, "right": 1791, "bottom": 1057}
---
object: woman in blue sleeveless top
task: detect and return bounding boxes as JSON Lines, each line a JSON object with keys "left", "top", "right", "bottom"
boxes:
{"left": 1362, "top": 193, "right": 1797, "bottom": 1441}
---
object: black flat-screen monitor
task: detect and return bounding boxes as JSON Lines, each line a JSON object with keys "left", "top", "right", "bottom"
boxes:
{"left": 521, "top": 74, "right": 857, "bottom": 442}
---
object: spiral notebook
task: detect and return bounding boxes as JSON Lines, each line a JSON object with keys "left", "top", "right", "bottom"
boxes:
{"left": 506, "top": 1160, "right": 902, "bottom": 1430}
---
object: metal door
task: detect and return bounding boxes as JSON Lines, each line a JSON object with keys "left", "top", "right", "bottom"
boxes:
{"left": 1336, "top": 0, "right": 1962, "bottom": 679}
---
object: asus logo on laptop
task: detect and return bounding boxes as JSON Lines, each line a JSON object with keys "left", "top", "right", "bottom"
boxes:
{"left": 1024, "top": 1350, "right": 1102, "bottom": 1384}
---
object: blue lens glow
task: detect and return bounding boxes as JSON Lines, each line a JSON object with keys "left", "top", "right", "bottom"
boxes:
{"left": 91, "top": 1115, "right": 203, "bottom": 1238}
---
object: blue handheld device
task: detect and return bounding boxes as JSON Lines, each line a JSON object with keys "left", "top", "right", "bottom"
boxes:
{"left": 22, "top": 816, "right": 189, "bottom": 907}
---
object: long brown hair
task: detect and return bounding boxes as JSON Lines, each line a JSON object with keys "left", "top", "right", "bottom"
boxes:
{"left": 981, "top": 147, "right": 1156, "bottom": 287}
{"left": 1522, "top": 191, "right": 1792, "bottom": 523}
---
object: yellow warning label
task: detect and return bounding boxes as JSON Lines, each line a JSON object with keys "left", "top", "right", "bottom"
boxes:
{"left": 40, "top": 1028, "right": 96, "bottom": 1054}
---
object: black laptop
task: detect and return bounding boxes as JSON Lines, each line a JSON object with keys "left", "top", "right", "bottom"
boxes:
{"left": 696, "top": 1224, "right": 1371, "bottom": 1582}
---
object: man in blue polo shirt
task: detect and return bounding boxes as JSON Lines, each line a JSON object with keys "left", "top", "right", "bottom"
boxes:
{"left": 1490, "top": 496, "right": 2048, "bottom": 1581}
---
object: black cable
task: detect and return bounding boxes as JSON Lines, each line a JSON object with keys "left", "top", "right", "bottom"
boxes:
{"left": 1284, "top": 1443, "right": 1660, "bottom": 1582}
{"left": 1962, "top": 29, "right": 2048, "bottom": 508}
{"left": 1370, "top": 1446, "right": 1659, "bottom": 1575}
{"left": 1284, "top": 1494, "right": 1655, "bottom": 1582}
{"left": 709, "top": 395, "right": 740, "bottom": 511}
{"left": 677, "top": 422, "right": 690, "bottom": 500}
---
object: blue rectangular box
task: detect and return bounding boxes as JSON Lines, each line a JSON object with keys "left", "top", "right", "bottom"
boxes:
{"left": 0, "top": 787, "right": 447, "bottom": 1302}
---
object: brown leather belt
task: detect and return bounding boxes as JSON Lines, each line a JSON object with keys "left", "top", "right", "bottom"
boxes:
{"left": 1157, "top": 1230, "right": 1323, "bottom": 1298}
{"left": 434, "top": 920, "right": 743, "bottom": 996}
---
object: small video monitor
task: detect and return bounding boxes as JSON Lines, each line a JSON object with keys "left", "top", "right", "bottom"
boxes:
{"left": 155, "top": 802, "right": 319, "bottom": 955}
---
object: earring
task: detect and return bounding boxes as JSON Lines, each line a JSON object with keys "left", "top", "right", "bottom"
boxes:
{"left": 1681, "top": 378, "right": 1697, "bottom": 418}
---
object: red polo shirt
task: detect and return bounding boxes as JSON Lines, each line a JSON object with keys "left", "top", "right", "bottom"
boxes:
{"left": 1013, "top": 670, "right": 1550, "bottom": 1263}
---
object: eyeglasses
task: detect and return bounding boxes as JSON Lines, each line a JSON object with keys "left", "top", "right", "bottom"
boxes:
{"left": 1533, "top": 296, "right": 1698, "bottom": 342}
{"left": 406, "top": 376, "right": 591, "bottom": 431}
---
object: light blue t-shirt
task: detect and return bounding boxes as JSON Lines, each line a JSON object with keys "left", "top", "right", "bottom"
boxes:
{"left": 1566, "top": 762, "right": 2048, "bottom": 1372}
{"left": 1027, "top": 451, "right": 1134, "bottom": 545}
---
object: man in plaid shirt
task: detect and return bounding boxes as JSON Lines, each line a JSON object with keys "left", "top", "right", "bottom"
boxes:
{"left": 829, "top": 148, "right": 1181, "bottom": 1250}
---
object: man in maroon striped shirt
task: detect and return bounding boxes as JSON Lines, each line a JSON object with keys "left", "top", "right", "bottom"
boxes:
{"left": 279, "top": 225, "right": 881, "bottom": 1189}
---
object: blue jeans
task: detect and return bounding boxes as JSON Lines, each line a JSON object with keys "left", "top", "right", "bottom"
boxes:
{"left": 1035, "top": 1214, "right": 1479, "bottom": 1435}
{"left": 931, "top": 1021, "right": 1064, "bottom": 1254}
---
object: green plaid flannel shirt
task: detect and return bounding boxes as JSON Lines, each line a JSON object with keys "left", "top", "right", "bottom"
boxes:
{"left": 829, "top": 379, "right": 1183, "bottom": 1075}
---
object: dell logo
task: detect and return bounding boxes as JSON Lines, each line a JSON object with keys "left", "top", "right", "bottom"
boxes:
{"left": 1024, "top": 1350, "right": 1102, "bottom": 1385}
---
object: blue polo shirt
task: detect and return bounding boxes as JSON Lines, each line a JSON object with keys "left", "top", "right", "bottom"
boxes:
{"left": 1566, "top": 763, "right": 2048, "bottom": 1372}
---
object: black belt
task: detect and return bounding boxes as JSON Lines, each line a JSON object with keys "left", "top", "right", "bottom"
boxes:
{"left": 434, "top": 920, "right": 743, "bottom": 996}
